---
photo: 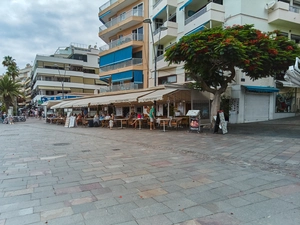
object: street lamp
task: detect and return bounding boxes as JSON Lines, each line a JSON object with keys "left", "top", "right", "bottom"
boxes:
{"left": 54, "top": 64, "right": 69, "bottom": 100}
{"left": 143, "top": 18, "right": 168, "bottom": 87}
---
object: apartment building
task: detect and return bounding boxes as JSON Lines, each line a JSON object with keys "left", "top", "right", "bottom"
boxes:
{"left": 148, "top": 0, "right": 300, "bottom": 123}
{"left": 98, "top": 0, "right": 150, "bottom": 92}
{"left": 16, "top": 64, "right": 32, "bottom": 108}
{"left": 31, "top": 43, "right": 105, "bottom": 107}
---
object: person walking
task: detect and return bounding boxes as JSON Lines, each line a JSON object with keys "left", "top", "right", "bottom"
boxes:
{"left": 149, "top": 106, "right": 156, "bottom": 130}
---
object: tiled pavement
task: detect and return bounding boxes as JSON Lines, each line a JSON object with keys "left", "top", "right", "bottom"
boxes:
{"left": 0, "top": 117, "right": 300, "bottom": 225}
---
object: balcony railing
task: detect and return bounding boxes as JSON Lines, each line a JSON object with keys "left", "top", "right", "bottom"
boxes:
{"left": 100, "top": 58, "right": 142, "bottom": 72}
{"left": 99, "top": 0, "right": 117, "bottom": 12}
{"left": 185, "top": 6, "right": 207, "bottom": 25}
{"left": 290, "top": 5, "right": 300, "bottom": 13}
{"left": 153, "top": 0, "right": 163, "bottom": 9}
{"left": 156, "top": 54, "right": 165, "bottom": 62}
{"left": 100, "top": 82, "right": 139, "bottom": 92}
{"left": 99, "top": 33, "right": 144, "bottom": 52}
{"left": 99, "top": 9, "right": 144, "bottom": 32}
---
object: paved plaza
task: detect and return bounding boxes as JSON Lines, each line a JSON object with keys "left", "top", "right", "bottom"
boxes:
{"left": 0, "top": 117, "right": 300, "bottom": 225}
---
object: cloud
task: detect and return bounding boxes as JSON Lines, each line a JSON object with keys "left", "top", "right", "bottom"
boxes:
{"left": 0, "top": 0, "right": 106, "bottom": 75}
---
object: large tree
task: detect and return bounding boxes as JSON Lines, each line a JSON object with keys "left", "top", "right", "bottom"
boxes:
{"left": 2, "top": 55, "right": 19, "bottom": 81}
{"left": 165, "top": 24, "right": 300, "bottom": 123}
{"left": 0, "top": 75, "right": 22, "bottom": 113}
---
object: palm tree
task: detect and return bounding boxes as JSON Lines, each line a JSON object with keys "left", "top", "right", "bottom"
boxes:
{"left": 0, "top": 75, "right": 23, "bottom": 113}
{"left": 2, "top": 56, "right": 19, "bottom": 81}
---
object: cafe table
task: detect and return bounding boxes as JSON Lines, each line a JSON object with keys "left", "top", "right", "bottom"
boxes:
{"left": 114, "top": 118, "right": 129, "bottom": 129}
{"left": 158, "top": 118, "right": 170, "bottom": 132}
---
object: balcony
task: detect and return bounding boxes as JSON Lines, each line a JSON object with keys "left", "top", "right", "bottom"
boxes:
{"left": 98, "top": 0, "right": 138, "bottom": 24}
{"left": 100, "top": 58, "right": 143, "bottom": 73}
{"left": 153, "top": 21, "right": 178, "bottom": 45}
{"left": 99, "top": 33, "right": 143, "bottom": 54}
{"left": 267, "top": 1, "right": 300, "bottom": 29}
{"left": 184, "top": 2, "right": 224, "bottom": 35}
{"left": 100, "top": 82, "right": 140, "bottom": 93}
{"left": 99, "top": 9, "right": 144, "bottom": 42}
{"left": 153, "top": 0, "right": 177, "bottom": 15}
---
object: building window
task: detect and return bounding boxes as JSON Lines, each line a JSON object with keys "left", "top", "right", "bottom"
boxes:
{"left": 132, "top": 27, "right": 143, "bottom": 41}
{"left": 154, "top": 18, "right": 163, "bottom": 30}
{"left": 133, "top": 3, "right": 143, "bottom": 16}
{"left": 157, "top": 45, "right": 164, "bottom": 57}
{"left": 158, "top": 75, "right": 177, "bottom": 85}
{"left": 45, "top": 76, "right": 52, "bottom": 81}
{"left": 185, "top": 73, "right": 194, "bottom": 81}
{"left": 291, "top": 34, "right": 300, "bottom": 44}
{"left": 119, "top": 12, "right": 126, "bottom": 21}
{"left": 133, "top": 51, "right": 142, "bottom": 58}
{"left": 46, "top": 91, "right": 55, "bottom": 95}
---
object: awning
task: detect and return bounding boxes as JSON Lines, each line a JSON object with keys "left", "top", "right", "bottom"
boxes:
{"left": 112, "top": 71, "right": 133, "bottom": 83}
{"left": 99, "top": 10, "right": 111, "bottom": 24}
{"left": 134, "top": 70, "right": 143, "bottom": 84}
{"left": 78, "top": 91, "right": 153, "bottom": 107}
{"left": 243, "top": 85, "right": 279, "bottom": 93}
{"left": 100, "top": 75, "right": 111, "bottom": 82}
{"left": 152, "top": 6, "right": 167, "bottom": 20}
{"left": 106, "top": 91, "right": 153, "bottom": 104}
{"left": 41, "top": 100, "right": 61, "bottom": 108}
{"left": 138, "top": 89, "right": 178, "bottom": 102}
{"left": 38, "top": 86, "right": 71, "bottom": 91}
{"left": 51, "top": 101, "right": 71, "bottom": 109}
{"left": 276, "top": 80, "right": 299, "bottom": 88}
{"left": 99, "top": 46, "right": 132, "bottom": 67}
{"left": 179, "top": 0, "right": 193, "bottom": 11}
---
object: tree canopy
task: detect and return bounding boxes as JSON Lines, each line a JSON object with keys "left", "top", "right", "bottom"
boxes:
{"left": 2, "top": 55, "right": 19, "bottom": 81}
{"left": 165, "top": 24, "right": 300, "bottom": 90}
{"left": 165, "top": 24, "right": 300, "bottom": 118}
{"left": 0, "top": 74, "right": 23, "bottom": 112}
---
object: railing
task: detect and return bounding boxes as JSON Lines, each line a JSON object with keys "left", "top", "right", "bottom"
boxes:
{"left": 185, "top": 6, "right": 207, "bottom": 25}
{"left": 290, "top": 5, "right": 300, "bottom": 13}
{"left": 165, "top": 42, "right": 176, "bottom": 51}
{"left": 100, "top": 58, "right": 142, "bottom": 72}
{"left": 157, "top": 54, "right": 165, "bottom": 62}
{"left": 99, "top": 9, "right": 144, "bottom": 32}
{"left": 153, "top": 0, "right": 163, "bottom": 9}
{"left": 100, "top": 82, "right": 139, "bottom": 92}
{"left": 99, "top": 33, "right": 144, "bottom": 52}
{"left": 99, "top": 0, "right": 117, "bottom": 12}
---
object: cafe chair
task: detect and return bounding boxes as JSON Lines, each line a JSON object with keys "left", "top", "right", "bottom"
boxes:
{"left": 81, "top": 118, "right": 88, "bottom": 127}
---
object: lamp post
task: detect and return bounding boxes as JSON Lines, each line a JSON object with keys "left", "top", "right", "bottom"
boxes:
{"left": 143, "top": 19, "right": 168, "bottom": 87}
{"left": 54, "top": 64, "right": 69, "bottom": 100}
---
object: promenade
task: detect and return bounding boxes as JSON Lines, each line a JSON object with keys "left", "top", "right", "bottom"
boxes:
{"left": 0, "top": 117, "right": 300, "bottom": 225}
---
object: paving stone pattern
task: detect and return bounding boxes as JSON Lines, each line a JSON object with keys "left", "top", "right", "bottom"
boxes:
{"left": 0, "top": 117, "right": 300, "bottom": 225}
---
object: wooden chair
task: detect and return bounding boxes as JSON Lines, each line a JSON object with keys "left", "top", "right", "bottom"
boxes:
{"left": 181, "top": 117, "right": 189, "bottom": 128}
{"left": 81, "top": 118, "right": 88, "bottom": 127}
{"left": 170, "top": 118, "right": 182, "bottom": 130}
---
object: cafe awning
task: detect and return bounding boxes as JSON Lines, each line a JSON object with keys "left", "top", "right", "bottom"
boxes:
{"left": 138, "top": 89, "right": 178, "bottom": 102}
{"left": 74, "top": 90, "right": 154, "bottom": 107}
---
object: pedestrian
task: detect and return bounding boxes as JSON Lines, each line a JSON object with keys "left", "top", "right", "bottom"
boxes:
{"left": 149, "top": 105, "right": 156, "bottom": 130}
{"left": 109, "top": 113, "right": 114, "bottom": 130}
{"left": 38, "top": 110, "right": 42, "bottom": 120}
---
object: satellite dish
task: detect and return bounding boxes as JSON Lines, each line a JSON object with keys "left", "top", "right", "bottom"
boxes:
{"left": 265, "top": 1, "right": 276, "bottom": 10}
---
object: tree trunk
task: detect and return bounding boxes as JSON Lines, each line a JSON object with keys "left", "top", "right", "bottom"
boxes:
{"left": 210, "top": 91, "right": 222, "bottom": 128}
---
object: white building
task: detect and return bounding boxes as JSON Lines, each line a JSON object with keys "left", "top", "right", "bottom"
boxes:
{"left": 31, "top": 43, "right": 106, "bottom": 107}
{"left": 147, "top": 0, "right": 300, "bottom": 123}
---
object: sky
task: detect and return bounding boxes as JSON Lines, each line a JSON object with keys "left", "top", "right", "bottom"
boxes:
{"left": 0, "top": 0, "right": 107, "bottom": 75}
